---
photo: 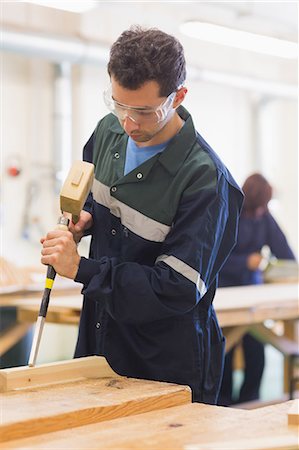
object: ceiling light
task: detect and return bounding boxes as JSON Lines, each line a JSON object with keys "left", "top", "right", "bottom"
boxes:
{"left": 180, "top": 21, "right": 298, "bottom": 60}
{"left": 25, "top": 1, "right": 98, "bottom": 14}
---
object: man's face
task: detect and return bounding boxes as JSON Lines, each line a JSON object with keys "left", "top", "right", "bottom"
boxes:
{"left": 110, "top": 78, "right": 176, "bottom": 144}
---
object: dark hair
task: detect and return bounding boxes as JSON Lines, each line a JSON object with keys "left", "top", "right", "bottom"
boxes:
{"left": 242, "top": 173, "right": 273, "bottom": 217}
{"left": 107, "top": 26, "right": 186, "bottom": 96}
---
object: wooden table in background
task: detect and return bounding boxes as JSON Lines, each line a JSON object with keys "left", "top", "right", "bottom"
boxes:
{"left": 15, "top": 282, "right": 299, "bottom": 350}
{"left": 214, "top": 283, "right": 299, "bottom": 350}
{"left": 2, "top": 283, "right": 298, "bottom": 393}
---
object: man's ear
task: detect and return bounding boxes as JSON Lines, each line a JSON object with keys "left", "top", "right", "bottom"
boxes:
{"left": 173, "top": 87, "right": 188, "bottom": 108}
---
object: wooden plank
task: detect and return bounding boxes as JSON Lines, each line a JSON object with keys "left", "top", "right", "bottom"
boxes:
{"left": 0, "top": 356, "right": 118, "bottom": 392}
{"left": 288, "top": 399, "right": 299, "bottom": 425}
{"left": 1, "top": 400, "right": 297, "bottom": 449}
{"left": 0, "top": 371, "right": 191, "bottom": 443}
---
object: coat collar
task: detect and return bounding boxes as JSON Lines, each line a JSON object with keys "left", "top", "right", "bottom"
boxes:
{"left": 107, "top": 106, "right": 198, "bottom": 176}
{"left": 158, "top": 106, "right": 197, "bottom": 175}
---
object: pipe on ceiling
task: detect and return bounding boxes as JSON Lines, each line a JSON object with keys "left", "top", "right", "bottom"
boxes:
{"left": 2, "top": 28, "right": 297, "bottom": 100}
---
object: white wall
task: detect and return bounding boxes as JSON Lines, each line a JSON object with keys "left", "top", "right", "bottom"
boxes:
{"left": 1, "top": 55, "right": 57, "bottom": 265}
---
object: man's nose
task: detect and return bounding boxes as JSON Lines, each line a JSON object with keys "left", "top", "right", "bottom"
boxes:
{"left": 123, "top": 115, "right": 139, "bottom": 134}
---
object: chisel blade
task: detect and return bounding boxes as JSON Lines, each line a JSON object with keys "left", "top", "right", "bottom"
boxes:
{"left": 28, "top": 316, "right": 45, "bottom": 367}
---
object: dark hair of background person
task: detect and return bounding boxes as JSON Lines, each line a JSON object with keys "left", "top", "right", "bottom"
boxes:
{"left": 242, "top": 173, "right": 273, "bottom": 217}
{"left": 107, "top": 26, "right": 186, "bottom": 96}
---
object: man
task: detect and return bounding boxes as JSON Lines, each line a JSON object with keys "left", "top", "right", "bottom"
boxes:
{"left": 41, "top": 26, "right": 243, "bottom": 404}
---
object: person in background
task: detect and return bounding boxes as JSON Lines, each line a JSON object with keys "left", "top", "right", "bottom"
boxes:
{"left": 41, "top": 26, "right": 243, "bottom": 404}
{"left": 218, "top": 173, "right": 296, "bottom": 406}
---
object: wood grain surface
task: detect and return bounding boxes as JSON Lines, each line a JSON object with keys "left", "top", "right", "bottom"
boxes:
{"left": 1, "top": 400, "right": 297, "bottom": 449}
{"left": 0, "top": 372, "right": 191, "bottom": 443}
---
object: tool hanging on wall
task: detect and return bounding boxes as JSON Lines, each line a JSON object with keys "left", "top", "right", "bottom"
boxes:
{"left": 28, "top": 160, "right": 94, "bottom": 367}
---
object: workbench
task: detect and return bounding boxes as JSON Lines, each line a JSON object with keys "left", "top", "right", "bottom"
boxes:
{"left": 1, "top": 283, "right": 298, "bottom": 394}
{"left": 214, "top": 282, "right": 299, "bottom": 352}
{"left": 2, "top": 394, "right": 298, "bottom": 449}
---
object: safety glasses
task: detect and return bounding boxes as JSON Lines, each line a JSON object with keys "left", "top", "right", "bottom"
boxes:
{"left": 103, "top": 86, "right": 177, "bottom": 124}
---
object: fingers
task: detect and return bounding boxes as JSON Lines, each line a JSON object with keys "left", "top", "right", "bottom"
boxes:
{"left": 44, "top": 229, "right": 73, "bottom": 242}
{"left": 69, "top": 211, "right": 93, "bottom": 244}
{"left": 41, "top": 252, "right": 59, "bottom": 266}
{"left": 42, "top": 234, "right": 71, "bottom": 248}
{"left": 40, "top": 228, "right": 80, "bottom": 279}
{"left": 41, "top": 231, "right": 73, "bottom": 259}
{"left": 74, "top": 211, "right": 93, "bottom": 231}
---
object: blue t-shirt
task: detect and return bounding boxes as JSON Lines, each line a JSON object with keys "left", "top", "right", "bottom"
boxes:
{"left": 124, "top": 137, "right": 171, "bottom": 175}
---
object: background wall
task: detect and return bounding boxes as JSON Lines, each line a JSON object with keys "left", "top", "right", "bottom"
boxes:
{"left": 0, "top": 1, "right": 298, "bottom": 364}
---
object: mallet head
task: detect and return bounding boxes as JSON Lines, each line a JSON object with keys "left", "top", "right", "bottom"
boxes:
{"left": 60, "top": 161, "right": 94, "bottom": 224}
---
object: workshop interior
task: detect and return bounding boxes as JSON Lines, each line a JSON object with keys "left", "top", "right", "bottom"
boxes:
{"left": 0, "top": 2, "right": 298, "bottom": 448}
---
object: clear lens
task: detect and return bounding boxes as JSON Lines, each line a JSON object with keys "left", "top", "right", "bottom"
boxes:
{"left": 103, "top": 87, "right": 176, "bottom": 124}
{"left": 114, "top": 104, "right": 158, "bottom": 123}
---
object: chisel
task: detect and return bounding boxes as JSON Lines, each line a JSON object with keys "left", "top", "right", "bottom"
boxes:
{"left": 28, "top": 160, "right": 94, "bottom": 367}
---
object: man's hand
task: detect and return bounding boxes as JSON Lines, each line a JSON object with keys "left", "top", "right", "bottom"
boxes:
{"left": 68, "top": 210, "right": 93, "bottom": 243}
{"left": 40, "top": 230, "right": 80, "bottom": 279}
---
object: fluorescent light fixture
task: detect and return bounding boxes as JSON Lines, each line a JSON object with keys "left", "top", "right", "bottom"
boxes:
{"left": 25, "top": 1, "right": 97, "bottom": 13}
{"left": 180, "top": 21, "right": 298, "bottom": 59}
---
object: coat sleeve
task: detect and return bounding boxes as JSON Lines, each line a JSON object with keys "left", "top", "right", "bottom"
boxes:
{"left": 216, "top": 251, "right": 249, "bottom": 282}
{"left": 265, "top": 213, "right": 296, "bottom": 260}
{"left": 75, "top": 170, "right": 243, "bottom": 324}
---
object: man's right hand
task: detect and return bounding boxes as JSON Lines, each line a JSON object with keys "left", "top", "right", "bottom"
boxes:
{"left": 69, "top": 210, "right": 93, "bottom": 243}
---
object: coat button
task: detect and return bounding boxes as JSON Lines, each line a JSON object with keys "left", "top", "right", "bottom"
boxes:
{"left": 114, "top": 152, "right": 120, "bottom": 159}
{"left": 111, "top": 186, "right": 117, "bottom": 193}
{"left": 96, "top": 322, "right": 101, "bottom": 329}
{"left": 111, "top": 229, "right": 117, "bottom": 236}
{"left": 136, "top": 172, "right": 143, "bottom": 179}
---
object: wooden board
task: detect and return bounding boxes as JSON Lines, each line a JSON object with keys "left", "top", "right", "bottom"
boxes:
{"left": 288, "top": 399, "right": 299, "bottom": 425}
{"left": 1, "top": 400, "right": 297, "bottom": 449}
{"left": 0, "top": 359, "right": 191, "bottom": 443}
{"left": 0, "top": 356, "right": 118, "bottom": 392}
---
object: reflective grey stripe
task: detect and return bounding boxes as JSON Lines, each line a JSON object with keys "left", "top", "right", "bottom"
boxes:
{"left": 92, "top": 178, "right": 111, "bottom": 208}
{"left": 156, "top": 254, "right": 207, "bottom": 297}
{"left": 92, "top": 179, "right": 170, "bottom": 242}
